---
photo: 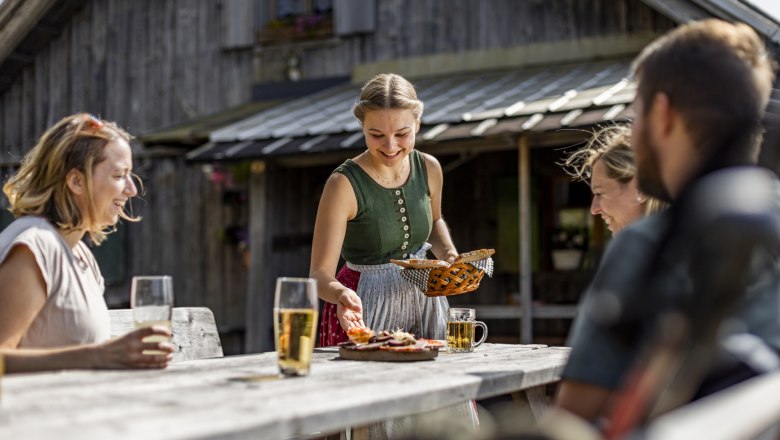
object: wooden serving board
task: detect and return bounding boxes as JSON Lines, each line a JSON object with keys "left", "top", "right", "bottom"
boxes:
{"left": 338, "top": 346, "right": 439, "bottom": 362}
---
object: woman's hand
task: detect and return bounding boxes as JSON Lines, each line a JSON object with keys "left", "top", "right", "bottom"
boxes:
{"left": 441, "top": 248, "right": 459, "bottom": 264}
{"left": 94, "top": 326, "right": 174, "bottom": 369}
{"left": 336, "top": 290, "right": 365, "bottom": 331}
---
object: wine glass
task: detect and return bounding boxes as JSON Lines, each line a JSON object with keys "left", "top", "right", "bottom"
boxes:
{"left": 131, "top": 275, "right": 174, "bottom": 355}
{"left": 273, "top": 277, "right": 318, "bottom": 376}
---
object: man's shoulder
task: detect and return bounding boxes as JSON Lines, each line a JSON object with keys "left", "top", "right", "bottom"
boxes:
{"left": 618, "top": 211, "right": 671, "bottom": 242}
{"left": 596, "top": 212, "right": 671, "bottom": 268}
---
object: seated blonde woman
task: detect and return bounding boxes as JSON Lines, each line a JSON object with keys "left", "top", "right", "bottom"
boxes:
{"left": 0, "top": 113, "right": 173, "bottom": 373}
{"left": 555, "top": 123, "right": 666, "bottom": 421}
{"left": 563, "top": 124, "right": 666, "bottom": 234}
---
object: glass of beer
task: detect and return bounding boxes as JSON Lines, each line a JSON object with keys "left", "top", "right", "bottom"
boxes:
{"left": 446, "top": 308, "right": 488, "bottom": 353}
{"left": 131, "top": 275, "right": 174, "bottom": 355}
{"left": 274, "top": 277, "right": 318, "bottom": 377}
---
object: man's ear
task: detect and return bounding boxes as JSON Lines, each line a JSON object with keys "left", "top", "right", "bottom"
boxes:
{"left": 651, "top": 92, "right": 675, "bottom": 138}
{"left": 415, "top": 119, "right": 421, "bottom": 133}
{"left": 66, "top": 169, "right": 86, "bottom": 195}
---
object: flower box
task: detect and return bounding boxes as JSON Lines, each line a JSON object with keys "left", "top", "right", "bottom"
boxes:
{"left": 259, "top": 14, "right": 334, "bottom": 44}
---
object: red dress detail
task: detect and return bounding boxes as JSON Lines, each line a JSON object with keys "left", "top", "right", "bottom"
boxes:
{"left": 318, "top": 266, "right": 360, "bottom": 346}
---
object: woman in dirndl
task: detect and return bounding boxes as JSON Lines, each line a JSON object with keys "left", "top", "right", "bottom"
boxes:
{"left": 310, "top": 73, "right": 480, "bottom": 437}
{"left": 310, "top": 72, "right": 458, "bottom": 346}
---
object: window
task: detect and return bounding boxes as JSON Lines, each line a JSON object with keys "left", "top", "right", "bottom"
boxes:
{"left": 259, "top": 0, "right": 335, "bottom": 44}
{"left": 272, "top": 0, "right": 333, "bottom": 19}
{"left": 257, "top": 0, "right": 375, "bottom": 43}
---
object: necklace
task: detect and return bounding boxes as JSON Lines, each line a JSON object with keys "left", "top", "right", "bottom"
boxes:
{"left": 366, "top": 155, "right": 408, "bottom": 187}
{"left": 73, "top": 245, "right": 89, "bottom": 271}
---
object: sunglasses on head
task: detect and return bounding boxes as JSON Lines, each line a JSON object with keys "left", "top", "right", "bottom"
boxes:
{"left": 70, "top": 113, "right": 104, "bottom": 133}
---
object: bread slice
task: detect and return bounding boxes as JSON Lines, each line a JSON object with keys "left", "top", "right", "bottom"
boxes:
{"left": 390, "top": 258, "right": 450, "bottom": 269}
{"left": 453, "top": 248, "right": 495, "bottom": 264}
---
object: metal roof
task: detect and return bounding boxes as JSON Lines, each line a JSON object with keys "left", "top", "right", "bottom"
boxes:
{"left": 138, "top": 100, "right": 282, "bottom": 147}
{"left": 188, "top": 58, "right": 635, "bottom": 162}
{"left": 640, "top": 0, "right": 780, "bottom": 45}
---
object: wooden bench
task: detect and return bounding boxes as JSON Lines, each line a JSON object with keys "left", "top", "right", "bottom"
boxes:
{"left": 108, "top": 307, "right": 224, "bottom": 361}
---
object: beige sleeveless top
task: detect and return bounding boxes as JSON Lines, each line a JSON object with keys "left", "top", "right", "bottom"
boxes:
{"left": 0, "top": 216, "right": 110, "bottom": 347}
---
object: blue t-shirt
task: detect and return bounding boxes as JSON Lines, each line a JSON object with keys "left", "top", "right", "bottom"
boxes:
{"left": 563, "top": 168, "right": 780, "bottom": 389}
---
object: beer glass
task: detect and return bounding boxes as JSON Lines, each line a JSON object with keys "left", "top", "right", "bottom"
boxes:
{"left": 274, "top": 277, "right": 319, "bottom": 376}
{"left": 131, "top": 275, "right": 174, "bottom": 355}
{"left": 446, "top": 308, "right": 488, "bottom": 353}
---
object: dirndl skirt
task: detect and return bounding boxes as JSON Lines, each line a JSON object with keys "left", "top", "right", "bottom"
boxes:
{"left": 319, "top": 244, "right": 449, "bottom": 347}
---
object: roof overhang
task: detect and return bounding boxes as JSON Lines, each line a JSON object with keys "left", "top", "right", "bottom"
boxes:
{"left": 138, "top": 101, "right": 284, "bottom": 147}
{"left": 188, "top": 57, "right": 634, "bottom": 163}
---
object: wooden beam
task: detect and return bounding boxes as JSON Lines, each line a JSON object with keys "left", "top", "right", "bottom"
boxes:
{"left": 0, "top": 0, "right": 58, "bottom": 65}
{"left": 638, "top": 0, "right": 709, "bottom": 23}
{"left": 352, "top": 32, "right": 657, "bottom": 83}
{"left": 245, "top": 160, "right": 271, "bottom": 353}
{"left": 518, "top": 135, "right": 533, "bottom": 344}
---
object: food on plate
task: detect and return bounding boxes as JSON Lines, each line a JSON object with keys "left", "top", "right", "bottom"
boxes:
{"left": 338, "top": 328, "right": 440, "bottom": 352}
{"left": 347, "top": 327, "right": 375, "bottom": 344}
{"left": 388, "top": 329, "right": 416, "bottom": 345}
{"left": 417, "top": 338, "right": 445, "bottom": 349}
{"left": 379, "top": 341, "right": 428, "bottom": 352}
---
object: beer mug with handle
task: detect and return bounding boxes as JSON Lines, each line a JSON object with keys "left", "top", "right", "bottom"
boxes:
{"left": 274, "top": 277, "right": 319, "bottom": 376}
{"left": 446, "top": 308, "right": 488, "bottom": 353}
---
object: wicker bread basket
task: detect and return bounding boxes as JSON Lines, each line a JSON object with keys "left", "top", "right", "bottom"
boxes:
{"left": 391, "top": 249, "right": 495, "bottom": 297}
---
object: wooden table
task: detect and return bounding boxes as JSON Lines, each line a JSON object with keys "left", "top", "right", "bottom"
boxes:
{"left": 0, "top": 343, "right": 569, "bottom": 440}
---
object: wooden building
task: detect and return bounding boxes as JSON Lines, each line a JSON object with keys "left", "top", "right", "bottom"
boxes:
{"left": 0, "top": 0, "right": 778, "bottom": 353}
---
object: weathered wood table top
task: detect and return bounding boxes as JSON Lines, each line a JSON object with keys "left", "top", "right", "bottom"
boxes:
{"left": 0, "top": 343, "right": 569, "bottom": 440}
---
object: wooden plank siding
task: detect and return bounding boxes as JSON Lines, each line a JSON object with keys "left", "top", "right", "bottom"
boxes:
{"left": 0, "top": 0, "right": 254, "bottom": 355}
{"left": 0, "top": 0, "right": 254, "bottom": 152}
{"left": 244, "top": 161, "right": 332, "bottom": 352}
{"left": 126, "top": 155, "right": 249, "bottom": 355}
{"left": 255, "top": 0, "right": 675, "bottom": 83}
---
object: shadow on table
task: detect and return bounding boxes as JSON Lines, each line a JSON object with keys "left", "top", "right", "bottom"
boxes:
{"left": 394, "top": 371, "right": 595, "bottom": 440}
{"left": 394, "top": 406, "right": 598, "bottom": 440}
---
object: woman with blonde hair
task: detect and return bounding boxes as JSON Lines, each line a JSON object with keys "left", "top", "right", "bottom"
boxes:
{"left": 0, "top": 113, "right": 173, "bottom": 373}
{"left": 309, "top": 72, "right": 478, "bottom": 438}
{"left": 310, "top": 73, "right": 458, "bottom": 345}
{"left": 555, "top": 123, "right": 666, "bottom": 420}
{"left": 563, "top": 124, "right": 665, "bottom": 234}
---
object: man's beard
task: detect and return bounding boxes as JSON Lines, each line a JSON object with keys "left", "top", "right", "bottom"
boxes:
{"left": 635, "top": 124, "right": 673, "bottom": 203}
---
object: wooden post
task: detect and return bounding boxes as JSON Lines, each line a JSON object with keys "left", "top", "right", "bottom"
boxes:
{"left": 519, "top": 135, "right": 533, "bottom": 344}
{"left": 245, "top": 160, "right": 271, "bottom": 353}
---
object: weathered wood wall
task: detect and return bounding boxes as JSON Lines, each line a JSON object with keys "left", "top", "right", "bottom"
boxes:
{"left": 0, "top": 0, "right": 254, "bottom": 354}
{"left": 255, "top": 0, "right": 675, "bottom": 82}
{"left": 253, "top": 161, "right": 332, "bottom": 349}
{"left": 0, "top": 0, "right": 254, "bottom": 156}
{"left": 126, "top": 155, "right": 249, "bottom": 354}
